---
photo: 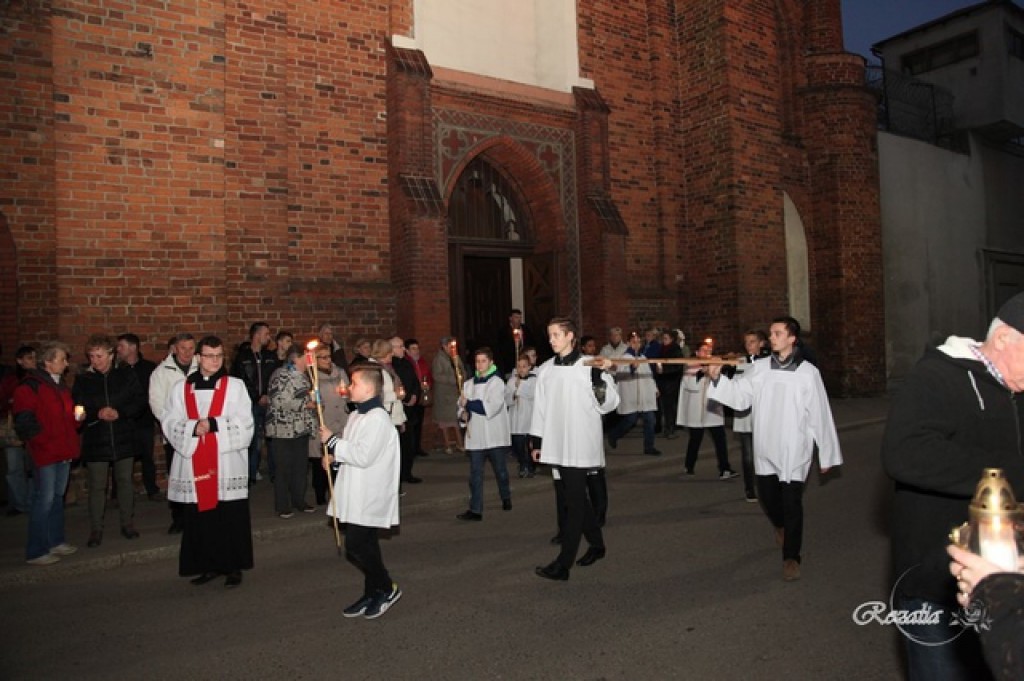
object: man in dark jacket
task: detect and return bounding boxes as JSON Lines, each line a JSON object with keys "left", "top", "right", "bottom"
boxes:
{"left": 116, "top": 333, "right": 160, "bottom": 500}
{"left": 389, "top": 337, "right": 423, "bottom": 484}
{"left": 73, "top": 335, "right": 144, "bottom": 547}
{"left": 231, "top": 322, "right": 279, "bottom": 482}
{"left": 881, "top": 291, "right": 1024, "bottom": 681}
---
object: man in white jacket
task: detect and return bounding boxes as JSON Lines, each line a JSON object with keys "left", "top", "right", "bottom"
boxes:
{"left": 706, "top": 316, "right": 841, "bottom": 582}
{"left": 149, "top": 333, "right": 198, "bottom": 534}
{"left": 321, "top": 365, "right": 401, "bottom": 620}
{"left": 456, "top": 348, "right": 512, "bottom": 521}
{"left": 531, "top": 317, "right": 618, "bottom": 581}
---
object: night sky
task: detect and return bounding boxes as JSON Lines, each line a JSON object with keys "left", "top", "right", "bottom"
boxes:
{"left": 840, "top": 0, "right": 1016, "bottom": 62}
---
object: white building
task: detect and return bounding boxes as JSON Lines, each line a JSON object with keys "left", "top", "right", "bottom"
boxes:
{"left": 871, "top": 0, "right": 1024, "bottom": 382}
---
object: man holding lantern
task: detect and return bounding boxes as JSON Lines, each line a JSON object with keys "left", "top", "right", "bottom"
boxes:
{"left": 881, "top": 291, "right": 1024, "bottom": 681}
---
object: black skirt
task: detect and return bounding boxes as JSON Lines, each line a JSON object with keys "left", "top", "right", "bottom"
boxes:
{"left": 178, "top": 499, "right": 254, "bottom": 576}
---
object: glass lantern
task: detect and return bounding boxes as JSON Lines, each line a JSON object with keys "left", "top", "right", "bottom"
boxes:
{"left": 949, "top": 468, "right": 1024, "bottom": 572}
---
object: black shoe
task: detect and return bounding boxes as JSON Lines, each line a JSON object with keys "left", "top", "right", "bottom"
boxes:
{"left": 502, "top": 499, "right": 512, "bottom": 511}
{"left": 644, "top": 449, "right": 662, "bottom": 456}
{"left": 576, "top": 546, "right": 606, "bottom": 567}
{"left": 550, "top": 534, "right": 563, "bottom": 545}
{"left": 224, "top": 571, "right": 242, "bottom": 588}
{"left": 417, "top": 450, "right": 430, "bottom": 458}
{"left": 6, "top": 508, "right": 22, "bottom": 517}
{"left": 190, "top": 572, "right": 219, "bottom": 586}
{"left": 402, "top": 476, "right": 423, "bottom": 484}
{"left": 87, "top": 531, "right": 103, "bottom": 548}
{"left": 167, "top": 521, "right": 184, "bottom": 535}
{"left": 608, "top": 438, "right": 618, "bottom": 450}
{"left": 535, "top": 561, "right": 569, "bottom": 581}
{"left": 456, "top": 510, "right": 482, "bottom": 521}
{"left": 120, "top": 525, "right": 140, "bottom": 540}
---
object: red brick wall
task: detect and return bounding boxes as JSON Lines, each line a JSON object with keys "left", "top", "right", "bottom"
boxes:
{"left": 1, "top": 0, "right": 883, "bottom": 392}
{"left": 0, "top": 4, "right": 56, "bottom": 351}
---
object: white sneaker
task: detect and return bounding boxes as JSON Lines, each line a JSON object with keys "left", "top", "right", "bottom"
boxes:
{"left": 27, "top": 554, "right": 61, "bottom": 566}
{"left": 719, "top": 470, "right": 739, "bottom": 480}
{"left": 50, "top": 543, "right": 78, "bottom": 556}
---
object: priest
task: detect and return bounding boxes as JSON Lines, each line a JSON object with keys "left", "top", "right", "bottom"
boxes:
{"left": 163, "top": 335, "right": 255, "bottom": 588}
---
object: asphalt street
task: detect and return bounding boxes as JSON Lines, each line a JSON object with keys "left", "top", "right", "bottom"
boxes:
{"left": 0, "top": 406, "right": 907, "bottom": 680}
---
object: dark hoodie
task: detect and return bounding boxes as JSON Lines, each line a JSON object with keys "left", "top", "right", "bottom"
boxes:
{"left": 882, "top": 336, "right": 1024, "bottom": 605}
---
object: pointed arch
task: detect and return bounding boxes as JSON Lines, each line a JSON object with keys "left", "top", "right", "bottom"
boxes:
{"left": 783, "top": 191, "right": 811, "bottom": 330}
{"left": 443, "top": 135, "right": 566, "bottom": 253}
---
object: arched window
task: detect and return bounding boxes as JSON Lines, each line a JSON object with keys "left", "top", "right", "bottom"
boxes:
{"left": 448, "top": 157, "right": 529, "bottom": 243}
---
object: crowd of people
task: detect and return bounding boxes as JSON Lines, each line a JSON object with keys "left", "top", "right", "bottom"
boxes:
{"left": 0, "top": 307, "right": 847, "bottom": 614}
{"left": 3, "top": 293, "right": 1023, "bottom": 671}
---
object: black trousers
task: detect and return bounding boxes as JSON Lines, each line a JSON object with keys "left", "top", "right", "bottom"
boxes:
{"left": 555, "top": 466, "right": 604, "bottom": 570}
{"left": 135, "top": 421, "right": 159, "bottom": 495}
{"left": 756, "top": 474, "right": 805, "bottom": 562}
{"left": 736, "top": 432, "right": 756, "bottom": 497}
{"left": 165, "top": 442, "right": 183, "bottom": 525}
{"left": 684, "top": 426, "right": 731, "bottom": 473}
{"left": 406, "top": 404, "right": 426, "bottom": 457}
{"left": 344, "top": 523, "right": 392, "bottom": 596}
{"left": 553, "top": 468, "right": 608, "bottom": 535}
{"left": 398, "top": 424, "right": 414, "bottom": 481}
{"left": 310, "top": 456, "right": 329, "bottom": 506}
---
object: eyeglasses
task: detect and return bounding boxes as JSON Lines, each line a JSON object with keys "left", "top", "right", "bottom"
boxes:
{"left": 315, "top": 355, "right": 331, "bottom": 360}
{"left": 200, "top": 353, "right": 224, "bottom": 360}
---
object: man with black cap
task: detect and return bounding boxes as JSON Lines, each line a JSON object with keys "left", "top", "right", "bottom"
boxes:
{"left": 881, "top": 291, "right": 1024, "bottom": 681}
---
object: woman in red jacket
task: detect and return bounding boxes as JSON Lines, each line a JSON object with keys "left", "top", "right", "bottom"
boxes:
{"left": 13, "top": 341, "right": 84, "bottom": 565}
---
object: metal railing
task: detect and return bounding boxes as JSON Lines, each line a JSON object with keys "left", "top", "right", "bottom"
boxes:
{"left": 866, "top": 65, "right": 958, "bottom": 147}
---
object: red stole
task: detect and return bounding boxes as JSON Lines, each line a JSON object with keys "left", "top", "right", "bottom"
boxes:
{"left": 184, "top": 377, "right": 228, "bottom": 512}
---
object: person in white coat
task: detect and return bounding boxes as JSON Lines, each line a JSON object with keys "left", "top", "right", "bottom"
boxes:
{"left": 456, "top": 348, "right": 512, "bottom": 520}
{"left": 730, "top": 330, "right": 770, "bottom": 502}
{"left": 677, "top": 341, "right": 738, "bottom": 479}
{"left": 505, "top": 354, "right": 537, "bottom": 478}
{"left": 320, "top": 365, "right": 401, "bottom": 619}
{"left": 530, "top": 317, "right": 618, "bottom": 581}
{"left": 706, "top": 317, "right": 842, "bottom": 582}
{"left": 607, "top": 332, "right": 660, "bottom": 455}
{"left": 149, "top": 333, "right": 198, "bottom": 534}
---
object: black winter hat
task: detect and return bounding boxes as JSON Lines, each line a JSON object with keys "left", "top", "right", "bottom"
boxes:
{"left": 996, "top": 291, "right": 1024, "bottom": 334}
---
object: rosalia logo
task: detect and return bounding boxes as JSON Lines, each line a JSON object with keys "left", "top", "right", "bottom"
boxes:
{"left": 851, "top": 567, "right": 992, "bottom": 646}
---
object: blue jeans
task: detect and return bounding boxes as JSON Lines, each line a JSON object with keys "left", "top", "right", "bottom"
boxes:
{"left": 897, "top": 595, "right": 992, "bottom": 680}
{"left": 608, "top": 411, "right": 656, "bottom": 452}
{"left": 467, "top": 447, "right": 511, "bottom": 514}
{"left": 26, "top": 460, "right": 70, "bottom": 560}
{"left": 5, "top": 445, "right": 34, "bottom": 512}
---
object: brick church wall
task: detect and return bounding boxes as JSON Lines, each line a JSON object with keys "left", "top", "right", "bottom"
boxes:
{"left": 1, "top": 0, "right": 883, "bottom": 393}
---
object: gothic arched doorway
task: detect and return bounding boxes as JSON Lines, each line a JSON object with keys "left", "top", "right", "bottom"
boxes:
{"left": 446, "top": 155, "right": 556, "bottom": 365}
